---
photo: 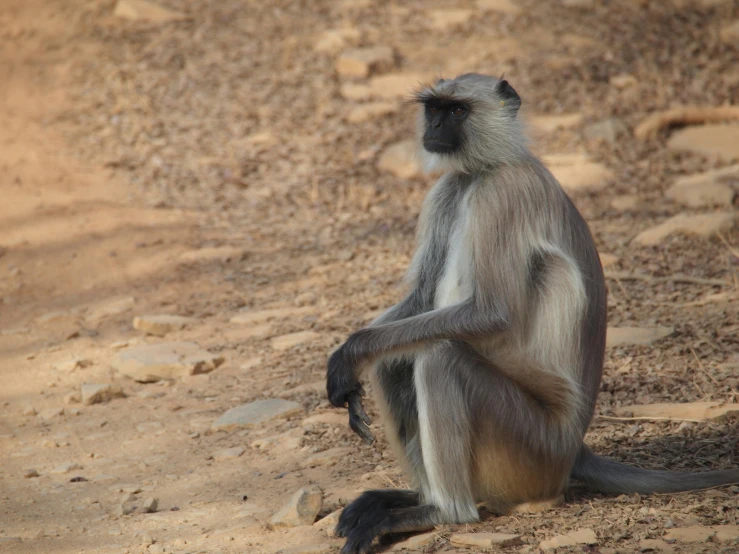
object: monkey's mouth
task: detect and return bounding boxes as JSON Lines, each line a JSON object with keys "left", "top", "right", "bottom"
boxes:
{"left": 423, "top": 140, "right": 456, "bottom": 154}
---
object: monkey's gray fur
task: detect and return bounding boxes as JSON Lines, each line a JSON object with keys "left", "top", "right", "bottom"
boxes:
{"left": 326, "top": 73, "right": 739, "bottom": 554}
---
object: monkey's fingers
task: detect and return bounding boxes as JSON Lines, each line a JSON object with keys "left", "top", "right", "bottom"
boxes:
{"left": 348, "top": 394, "right": 374, "bottom": 444}
{"left": 348, "top": 392, "right": 371, "bottom": 425}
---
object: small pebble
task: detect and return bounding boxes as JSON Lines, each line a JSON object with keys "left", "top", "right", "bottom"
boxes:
{"left": 143, "top": 497, "right": 159, "bottom": 513}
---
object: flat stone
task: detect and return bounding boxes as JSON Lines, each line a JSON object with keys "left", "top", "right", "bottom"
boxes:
{"left": 663, "top": 526, "right": 715, "bottom": 543}
{"left": 668, "top": 124, "right": 739, "bottom": 161}
{"left": 633, "top": 212, "right": 736, "bottom": 246}
{"left": 81, "top": 384, "right": 125, "bottom": 406}
{"left": 638, "top": 539, "right": 674, "bottom": 552}
{"left": 584, "top": 118, "right": 630, "bottom": 143}
{"left": 606, "top": 326, "right": 675, "bottom": 347}
{"left": 112, "top": 341, "right": 225, "bottom": 382}
{"left": 225, "top": 324, "right": 273, "bottom": 342}
{"left": 314, "top": 27, "right": 361, "bottom": 54}
{"left": 612, "top": 402, "right": 739, "bottom": 422}
{"left": 336, "top": 46, "right": 394, "bottom": 78}
{"left": 212, "top": 446, "right": 245, "bottom": 461}
{"left": 281, "top": 545, "right": 334, "bottom": 554}
{"left": 377, "top": 140, "right": 421, "bottom": 179}
{"left": 302, "top": 412, "right": 347, "bottom": 426}
{"left": 179, "top": 246, "right": 245, "bottom": 264}
{"left": 113, "top": 0, "right": 186, "bottom": 21}
{"left": 347, "top": 102, "right": 398, "bottom": 124}
{"left": 133, "top": 315, "right": 196, "bottom": 336}
{"left": 24, "top": 468, "right": 40, "bottom": 478}
{"left": 610, "top": 73, "right": 638, "bottom": 89}
{"left": 530, "top": 113, "right": 583, "bottom": 134}
{"left": 271, "top": 331, "right": 321, "bottom": 351}
{"left": 50, "top": 462, "right": 83, "bottom": 474}
{"left": 666, "top": 165, "right": 738, "bottom": 208}
{"left": 86, "top": 297, "right": 135, "bottom": 322}
{"left": 36, "top": 310, "right": 74, "bottom": 324}
{"left": 38, "top": 407, "right": 64, "bottom": 421}
{"left": 714, "top": 525, "right": 739, "bottom": 542}
{"left": 230, "top": 306, "right": 313, "bottom": 324}
{"left": 599, "top": 253, "right": 619, "bottom": 268}
{"left": 21, "top": 405, "right": 37, "bottom": 416}
{"left": 540, "top": 529, "right": 598, "bottom": 550}
{"left": 240, "top": 357, "right": 264, "bottom": 371}
{"left": 340, "top": 83, "right": 372, "bottom": 101}
{"left": 270, "top": 485, "right": 323, "bottom": 527}
{"left": 666, "top": 182, "right": 734, "bottom": 208}
{"left": 611, "top": 195, "right": 641, "bottom": 211}
{"left": 56, "top": 358, "right": 94, "bottom": 372}
{"left": 391, "top": 531, "right": 437, "bottom": 550}
{"left": 450, "top": 532, "right": 522, "bottom": 548}
{"left": 212, "top": 399, "right": 302, "bottom": 431}
{"left": 313, "top": 508, "right": 342, "bottom": 537}
{"left": 543, "top": 153, "right": 613, "bottom": 191}
{"left": 368, "top": 72, "right": 431, "bottom": 100}
{"left": 476, "top": 0, "right": 520, "bottom": 14}
{"left": 428, "top": 9, "right": 473, "bottom": 30}
{"left": 302, "top": 447, "right": 354, "bottom": 468}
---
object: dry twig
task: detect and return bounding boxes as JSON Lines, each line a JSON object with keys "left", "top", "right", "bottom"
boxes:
{"left": 634, "top": 105, "right": 739, "bottom": 140}
{"left": 604, "top": 271, "right": 731, "bottom": 287}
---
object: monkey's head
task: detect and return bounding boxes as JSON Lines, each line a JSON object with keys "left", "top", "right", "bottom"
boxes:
{"left": 413, "top": 73, "right": 526, "bottom": 173}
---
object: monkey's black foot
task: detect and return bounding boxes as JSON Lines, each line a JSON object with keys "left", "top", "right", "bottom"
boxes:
{"left": 335, "top": 489, "right": 419, "bottom": 539}
{"left": 339, "top": 502, "right": 438, "bottom": 554}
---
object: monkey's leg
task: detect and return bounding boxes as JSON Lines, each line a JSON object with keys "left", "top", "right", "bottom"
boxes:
{"left": 339, "top": 346, "right": 479, "bottom": 554}
{"left": 414, "top": 345, "right": 479, "bottom": 523}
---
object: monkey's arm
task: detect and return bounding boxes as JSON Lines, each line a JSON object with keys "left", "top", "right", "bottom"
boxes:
{"left": 368, "top": 289, "right": 428, "bottom": 327}
{"left": 327, "top": 296, "right": 510, "bottom": 408}
{"left": 351, "top": 297, "right": 508, "bottom": 363}
{"left": 327, "top": 288, "right": 432, "bottom": 444}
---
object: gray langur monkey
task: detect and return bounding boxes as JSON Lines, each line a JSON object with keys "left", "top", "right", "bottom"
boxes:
{"left": 326, "top": 73, "right": 739, "bottom": 554}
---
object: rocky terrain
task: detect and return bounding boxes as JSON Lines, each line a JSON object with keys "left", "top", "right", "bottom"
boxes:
{"left": 0, "top": 0, "right": 737, "bottom": 553}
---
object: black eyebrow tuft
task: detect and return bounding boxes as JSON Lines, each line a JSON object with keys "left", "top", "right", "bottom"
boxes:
{"left": 406, "top": 88, "right": 437, "bottom": 105}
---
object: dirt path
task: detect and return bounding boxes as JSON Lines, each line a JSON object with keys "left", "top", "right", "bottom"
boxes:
{"left": 0, "top": 1, "right": 737, "bottom": 553}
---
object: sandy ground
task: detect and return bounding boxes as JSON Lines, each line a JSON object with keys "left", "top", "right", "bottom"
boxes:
{"left": 0, "top": 0, "right": 737, "bottom": 553}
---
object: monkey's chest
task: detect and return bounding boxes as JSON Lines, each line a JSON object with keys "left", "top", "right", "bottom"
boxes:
{"left": 434, "top": 211, "right": 474, "bottom": 309}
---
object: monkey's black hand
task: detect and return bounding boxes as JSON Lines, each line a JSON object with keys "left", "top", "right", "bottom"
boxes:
{"left": 347, "top": 391, "right": 374, "bottom": 445}
{"left": 326, "top": 343, "right": 374, "bottom": 445}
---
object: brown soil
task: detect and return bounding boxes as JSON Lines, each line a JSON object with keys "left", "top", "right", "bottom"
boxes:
{"left": 0, "top": 1, "right": 737, "bottom": 553}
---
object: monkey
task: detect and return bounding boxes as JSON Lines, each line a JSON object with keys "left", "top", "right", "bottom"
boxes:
{"left": 325, "top": 73, "right": 739, "bottom": 554}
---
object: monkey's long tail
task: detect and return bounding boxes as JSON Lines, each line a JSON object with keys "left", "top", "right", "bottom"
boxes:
{"left": 571, "top": 445, "right": 739, "bottom": 494}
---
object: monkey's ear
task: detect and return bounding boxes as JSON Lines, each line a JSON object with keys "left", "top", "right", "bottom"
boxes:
{"left": 496, "top": 79, "right": 521, "bottom": 116}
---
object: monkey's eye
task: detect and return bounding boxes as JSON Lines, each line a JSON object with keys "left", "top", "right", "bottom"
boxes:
{"left": 451, "top": 106, "right": 467, "bottom": 117}
{"left": 428, "top": 106, "right": 439, "bottom": 115}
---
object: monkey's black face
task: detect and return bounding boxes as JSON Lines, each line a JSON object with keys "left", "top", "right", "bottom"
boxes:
{"left": 423, "top": 100, "right": 469, "bottom": 154}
